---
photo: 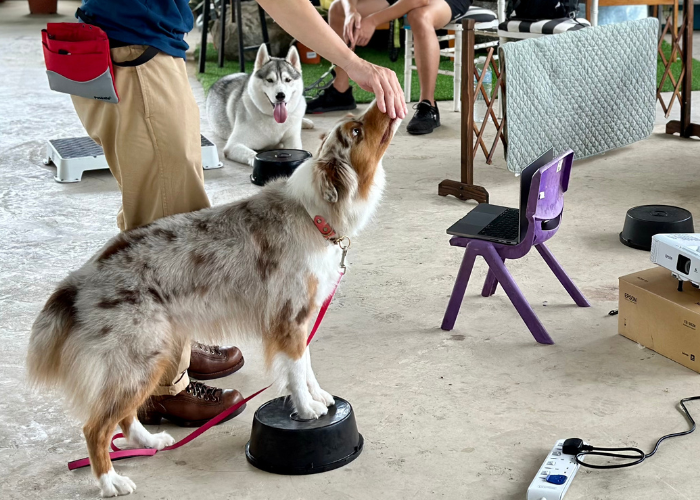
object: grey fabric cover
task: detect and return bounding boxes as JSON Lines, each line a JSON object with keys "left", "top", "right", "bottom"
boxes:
{"left": 46, "top": 68, "right": 118, "bottom": 104}
{"left": 499, "top": 18, "right": 658, "bottom": 174}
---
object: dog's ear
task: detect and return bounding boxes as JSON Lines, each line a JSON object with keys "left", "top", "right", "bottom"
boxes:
{"left": 254, "top": 44, "right": 271, "bottom": 72}
{"left": 286, "top": 45, "right": 302, "bottom": 73}
{"left": 315, "top": 157, "right": 342, "bottom": 204}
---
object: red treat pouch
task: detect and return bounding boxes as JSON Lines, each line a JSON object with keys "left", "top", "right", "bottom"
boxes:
{"left": 42, "top": 23, "right": 118, "bottom": 103}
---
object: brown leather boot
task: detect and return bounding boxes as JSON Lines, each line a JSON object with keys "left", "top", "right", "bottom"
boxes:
{"left": 139, "top": 381, "right": 246, "bottom": 427}
{"left": 188, "top": 342, "right": 245, "bottom": 380}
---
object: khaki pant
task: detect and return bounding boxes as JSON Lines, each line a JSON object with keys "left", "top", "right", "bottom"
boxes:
{"left": 72, "top": 46, "right": 209, "bottom": 396}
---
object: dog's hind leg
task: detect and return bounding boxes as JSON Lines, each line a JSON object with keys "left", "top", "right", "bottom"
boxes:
{"left": 119, "top": 413, "right": 175, "bottom": 451}
{"left": 304, "top": 348, "right": 334, "bottom": 407}
{"left": 85, "top": 357, "right": 171, "bottom": 497}
{"left": 84, "top": 414, "right": 137, "bottom": 497}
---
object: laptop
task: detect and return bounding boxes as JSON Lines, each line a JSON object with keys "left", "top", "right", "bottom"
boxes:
{"left": 446, "top": 149, "right": 555, "bottom": 245}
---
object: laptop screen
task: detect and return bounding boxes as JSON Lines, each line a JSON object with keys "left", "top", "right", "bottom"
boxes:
{"left": 518, "top": 149, "right": 555, "bottom": 240}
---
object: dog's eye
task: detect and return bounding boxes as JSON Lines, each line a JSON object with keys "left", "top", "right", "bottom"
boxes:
{"left": 352, "top": 128, "right": 360, "bottom": 137}
{"left": 285, "top": 77, "right": 291, "bottom": 83}
{"left": 266, "top": 78, "right": 274, "bottom": 83}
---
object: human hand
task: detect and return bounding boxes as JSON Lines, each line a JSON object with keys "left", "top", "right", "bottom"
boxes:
{"left": 344, "top": 57, "right": 407, "bottom": 119}
{"left": 343, "top": 11, "right": 362, "bottom": 49}
{"left": 353, "top": 16, "right": 376, "bottom": 47}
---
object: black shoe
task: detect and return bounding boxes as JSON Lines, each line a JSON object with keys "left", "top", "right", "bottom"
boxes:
{"left": 406, "top": 100, "right": 440, "bottom": 135}
{"left": 306, "top": 85, "right": 357, "bottom": 114}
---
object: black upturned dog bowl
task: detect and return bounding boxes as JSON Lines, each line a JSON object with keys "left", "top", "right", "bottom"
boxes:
{"left": 245, "top": 396, "right": 363, "bottom": 475}
{"left": 620, "top": 205, "right": 694, "bottom": 251}
{"left": 250, "top": 149, "right": 312, "bottom": 186}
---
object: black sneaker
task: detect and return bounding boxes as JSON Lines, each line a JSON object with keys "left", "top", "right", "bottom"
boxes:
{"left": 406, "top": 100, "right": 440, "bottom": 135}
{"left": 306, "top": 85, "right": 357, "bottom": 114}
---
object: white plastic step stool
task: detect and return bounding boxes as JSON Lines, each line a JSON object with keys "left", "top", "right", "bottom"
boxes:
{"left": 44, "top": 135, "right": 223, "bottom": 183}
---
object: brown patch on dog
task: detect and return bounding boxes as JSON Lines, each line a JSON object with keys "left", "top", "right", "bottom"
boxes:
{"left": 348, "top": 106, "right": 392, "bottom": 200}
{"left": 97, "top": 289, "right": 140, "bottom": 309}
{"left": 84, "top": 356, "right": 172, "bottom": 478}
{"left": 98, "top": 234, "right": 131, "bottom": 262}
{"left": 264, "top": 277, "right": 318, "bottom": 366}
{"left": 190, "top": 251, "right": 214, "bottom": 269}
{"left": 147, "top": 287, "right": 165, "bottom": 305}
{"left": 252, "top": 231, "right": 279, "bottom": 280}
{"left": 100, "top": 326, "right": 112, "bottom": 336}
{"left": 295, "top": 276, "right": 318, "bottom": 324}
{"left": 98, "top": 232, "right": 147, "bottom": 263}
{"left": 27, "top": 283, "right": 79, "bottom": 386}
{"left": 152, "top": 228, "right": 177, "bottom": 241}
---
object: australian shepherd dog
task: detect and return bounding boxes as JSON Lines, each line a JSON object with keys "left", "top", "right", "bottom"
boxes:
{"left": 26, "top": 101, "right": 400, "bottom": 497}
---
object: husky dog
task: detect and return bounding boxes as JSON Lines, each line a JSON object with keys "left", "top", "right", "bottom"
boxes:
{"left": 27, "top": 101, "right": 400, "bottom": 497}
{"left": 206, "top": 44, "right": 313, "bottom": 167}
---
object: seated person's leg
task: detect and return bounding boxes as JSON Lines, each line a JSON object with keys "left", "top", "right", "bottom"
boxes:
{"left": 307, "top": 0, "right": 390, "bottom": 113}
{"left": 405, "top": 0, "right": 456, "bottom": 135}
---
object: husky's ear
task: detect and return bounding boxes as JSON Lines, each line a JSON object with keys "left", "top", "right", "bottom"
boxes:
{"left": 254, "top": 44, "right": 271, "bottom": 72}
{"left": 286, "top": 45, "right": 302, "bottom": 73}
{"left": 314, "top": 157, "right": 344, "bottom": 204}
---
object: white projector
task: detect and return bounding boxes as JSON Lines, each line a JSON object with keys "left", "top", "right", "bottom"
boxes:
{"left": 650, "top": 233, "right": 700, "bottom": 287}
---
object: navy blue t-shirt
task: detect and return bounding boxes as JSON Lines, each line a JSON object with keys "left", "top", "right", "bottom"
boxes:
{"left": 79, "top": 0, "right": 193, "bottom": 59}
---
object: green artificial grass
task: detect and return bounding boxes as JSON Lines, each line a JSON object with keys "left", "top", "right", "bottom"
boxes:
{"left": 196, "top": 40, "right": 699, "bottom": 102}
{"left": 195, "top": 43, "right": 456, "bottom": 102}
{"left": 657, "top": 40, "right": 700, "bottom": 92}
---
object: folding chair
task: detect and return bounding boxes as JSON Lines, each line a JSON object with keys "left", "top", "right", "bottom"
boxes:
{"left": 403, "top": 6, "right": 499, "bottom": 112}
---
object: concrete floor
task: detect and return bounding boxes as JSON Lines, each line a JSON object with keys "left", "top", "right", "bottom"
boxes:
{"left": 2, "top": 2, "right": 700, "bottom": 499}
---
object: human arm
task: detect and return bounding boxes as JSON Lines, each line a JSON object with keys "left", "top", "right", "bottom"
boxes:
{"left": 255, "top": 0, "right": 407, "bottom": 118}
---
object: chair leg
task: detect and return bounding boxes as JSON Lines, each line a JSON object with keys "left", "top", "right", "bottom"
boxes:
{"left": 403, "top": 28, "right": 413, "bottom": 103}
{"left": 441, "top": 245, "right": 477, "bottom": 331}
{"left": 258, "top": 4, "right": 270, "bottom": 51}
{"left": 235, "top": 0, "right": 245, "bottom": 73}
{"left": 482, "top": 245, "right": 554, "bottom": 344}
{"left": 218, "top": 0, "right": 227, "bottom": 68}
{"left": 481, "top": 256, "right": 504, "bottom": 297}
{"left": 535, "top": 243, "right": 590, "bottom": 307}
{"left": 453, "top": 28, "right": 462, "bottom": 112}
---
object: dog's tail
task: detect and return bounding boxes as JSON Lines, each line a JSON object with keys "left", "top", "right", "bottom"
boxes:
{"left": 26, "top": 280, "right": 79, "bottom": 389}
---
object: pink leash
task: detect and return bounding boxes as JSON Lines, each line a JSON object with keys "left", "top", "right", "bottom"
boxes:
{"left": 68, "top": 271, "right": 344, "bottom": 471}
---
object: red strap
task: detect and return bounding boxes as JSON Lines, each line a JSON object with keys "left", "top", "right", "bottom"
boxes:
{"left": 313, "top": 215, "right": 336, "bottom": 240}
{"left": 68, "top": 271, "right": 344, "bottom": 471}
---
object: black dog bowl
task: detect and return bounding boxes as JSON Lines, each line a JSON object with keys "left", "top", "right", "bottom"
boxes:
{"left": 250, "top": 149, "right": 312, "bottom": 186}
{"left": 245, "top": 396, "right": 363, "bottom": 475}
{"left": 620, "top": 205, "right": 694, "bottom": 251}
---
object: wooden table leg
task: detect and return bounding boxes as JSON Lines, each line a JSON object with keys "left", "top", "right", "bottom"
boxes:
{"left": 666, "top": 0, "right": 700, "bottom": 138}
{"left": 438, "top": 19, "right": 490, "bottom": 203}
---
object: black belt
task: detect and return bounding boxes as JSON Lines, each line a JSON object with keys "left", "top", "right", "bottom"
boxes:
{"left": 76, "top": 8, "right": 159, "bottom": 67}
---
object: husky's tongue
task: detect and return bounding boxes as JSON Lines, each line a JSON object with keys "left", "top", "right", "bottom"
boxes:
{"left": 273, "top": 102, "right": 288, "bottom": 124}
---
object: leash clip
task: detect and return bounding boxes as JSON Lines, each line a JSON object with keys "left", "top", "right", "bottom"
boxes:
{"left": 334, "top": 236, "right": 351, "bottom": 271}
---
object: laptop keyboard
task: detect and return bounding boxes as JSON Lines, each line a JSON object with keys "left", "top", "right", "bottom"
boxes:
{"left": 478, "top": 208, "right": 520, "bottom": 241}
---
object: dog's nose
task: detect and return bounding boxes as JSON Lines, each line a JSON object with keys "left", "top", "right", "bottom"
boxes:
{"left": 275, "top": 92, "right": 286, "bottom": 102}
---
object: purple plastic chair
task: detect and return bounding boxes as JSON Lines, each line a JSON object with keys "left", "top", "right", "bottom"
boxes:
{"left": 441, "top": 150, "right": 590, "bottom": 344}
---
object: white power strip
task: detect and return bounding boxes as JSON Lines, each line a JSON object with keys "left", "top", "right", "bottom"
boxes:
{"left": 526, "top": 439, "right": 581, "bottom": 500}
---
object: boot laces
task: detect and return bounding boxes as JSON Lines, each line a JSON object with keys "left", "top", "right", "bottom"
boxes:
{"left": 185, "top": 381, "right": 221, "bottom": 402}
{"left": 193, "top": 341, "right": 222, "bottom": 356}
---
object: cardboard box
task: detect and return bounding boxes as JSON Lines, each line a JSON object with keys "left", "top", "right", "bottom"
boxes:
{"left": 619, "top": 267, "right": 700, "bottom": 374}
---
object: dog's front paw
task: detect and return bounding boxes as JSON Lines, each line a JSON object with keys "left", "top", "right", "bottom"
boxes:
{"left": 99, "top": 469, "right": 136, "bottom": 497}
{"left": 302, "top": 118, "right": 315, "bottom": 129}
{"left": 310, "top": 387, "right": 335, "bottom": 407}
{"left": 295, "top": 400, "right": 329, "bottom": 420}
{"left": 150, "top": 431, "right": 175, "bottom": 450}
{"left": 247, "top": 155, "right": 256, "bottom": 168}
